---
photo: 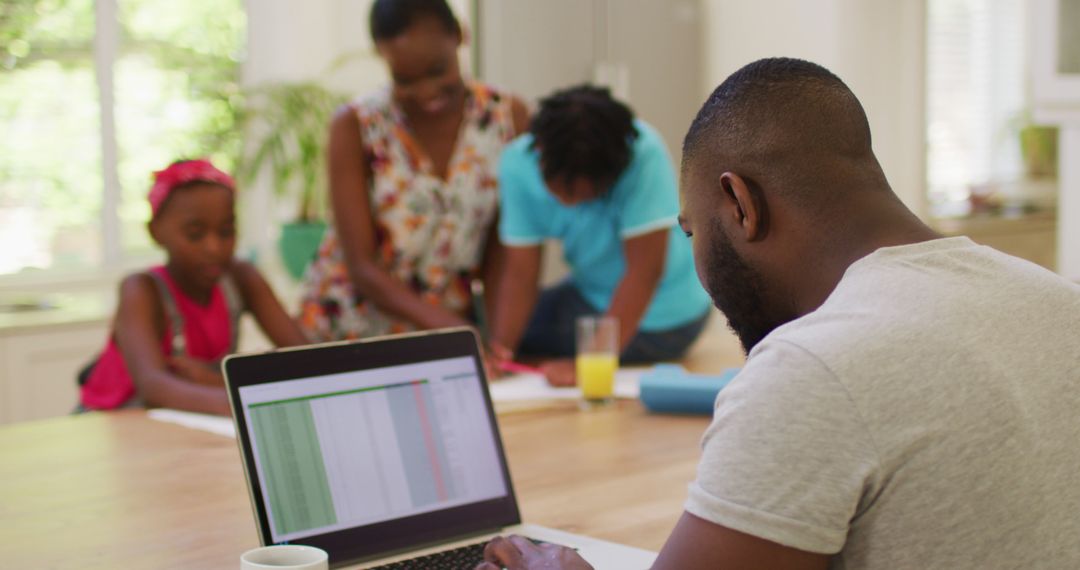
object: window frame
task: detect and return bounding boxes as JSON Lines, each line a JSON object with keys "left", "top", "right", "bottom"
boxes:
{"left": 96, "top": 0, "right": 123, "bottom": 270}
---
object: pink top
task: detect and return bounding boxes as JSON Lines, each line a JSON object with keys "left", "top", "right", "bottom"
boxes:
{"left": 80, "top": 266, "right": 234, "bottom": 410}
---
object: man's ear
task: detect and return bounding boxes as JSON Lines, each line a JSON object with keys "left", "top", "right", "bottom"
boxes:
{"left": 719, "top": 171, "right": 768, "bottom": 242}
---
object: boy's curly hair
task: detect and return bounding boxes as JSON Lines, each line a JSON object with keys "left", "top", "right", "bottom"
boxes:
{"left": 530, "top": 85, "right": 638, "bottom": 195}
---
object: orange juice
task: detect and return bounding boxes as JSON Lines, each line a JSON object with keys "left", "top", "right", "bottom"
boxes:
{"left": 576, "top": 352, "right": 618, "bottom": 400}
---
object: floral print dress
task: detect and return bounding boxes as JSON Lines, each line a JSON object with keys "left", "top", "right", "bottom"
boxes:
{"left": 300, "top": 82, "right": 516, "bottom": 341}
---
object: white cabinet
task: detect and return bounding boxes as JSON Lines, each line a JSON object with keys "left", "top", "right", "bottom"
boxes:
{"left": 0, "top": 322, "right": 107, "bottom": 425}
{"left": 0, "top": 315, "right": 272, "bottom": 426}
{"left": 0, "top": 270, "right": 281, "bottom": 426}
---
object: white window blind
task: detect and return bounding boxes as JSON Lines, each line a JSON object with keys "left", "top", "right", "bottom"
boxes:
{"left": 926, "top": 0, "right": 1027, "bottom": 210}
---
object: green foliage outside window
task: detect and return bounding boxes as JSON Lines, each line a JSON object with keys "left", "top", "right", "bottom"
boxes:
{"left": 0, "top": 0, "right": 245, "bottom": 274}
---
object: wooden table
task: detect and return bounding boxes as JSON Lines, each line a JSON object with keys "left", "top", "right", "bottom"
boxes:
{"left": 0, "top": 402, "right": 710, "bottom": 569}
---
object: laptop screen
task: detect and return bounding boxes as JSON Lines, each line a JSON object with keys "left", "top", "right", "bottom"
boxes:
{"left": 237, "top": 356, "right": 508, "bottom": 543}
{"left": 225, "top": 329, "right": 521, "bottom": 565}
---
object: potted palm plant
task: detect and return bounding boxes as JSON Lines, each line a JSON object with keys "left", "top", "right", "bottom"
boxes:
{"left": 237, "top": 81, "right": 348, "bottom": 280}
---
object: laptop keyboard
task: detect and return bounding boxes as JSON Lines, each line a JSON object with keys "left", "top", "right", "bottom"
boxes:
{"left": 365, "top": 540, "right": 488, "bottom": 569}
{"left": 365, "top": 538, "right": 567, "bottom": 569}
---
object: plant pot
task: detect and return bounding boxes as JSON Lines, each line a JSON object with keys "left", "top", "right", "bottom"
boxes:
{"left": 278, "top": 221, "right": 327, "bottom": 281}
{"left": 1019, "top": 125, "right": 1058, "bottom": 179}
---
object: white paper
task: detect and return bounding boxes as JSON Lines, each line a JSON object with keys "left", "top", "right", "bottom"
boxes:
{"left": 146, "top": 368, "right": 645, "bottom": 430}
{"left": 147, "top": 408, "right": 237, "bottom": 438}
{"left": 489, "top": 367, "right": 643, "bottom": 403}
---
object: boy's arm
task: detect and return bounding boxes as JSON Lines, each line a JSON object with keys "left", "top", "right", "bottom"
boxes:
{"left": 479, "top": 215, "right": 505, "bottom": 334}
{"left": 481, "top": 96, "right": 530, "bottom": 328}
{"left": 114, "top": 274, "right": 231, "bottom": 415}
{"left": 491, "top": 132, "right": 548, "bottom": 358}
{"left": 230, "top": 260, "right": 308, "bottom": 347}
{"left": 607, "top": 229, "right": 668, "bottom": 351}
{"left": 537, "top": 230, "right": 666, "bottom": 387}
{"left": 490, "top": 244, "right": 542, "bottom": 356}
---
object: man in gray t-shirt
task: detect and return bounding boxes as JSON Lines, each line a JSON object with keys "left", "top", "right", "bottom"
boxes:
{"left": 683, "top": 236, "right": 1080, "bottom": 569}
{"left": 479, "top": 58, "right": 1080, "bottom": 569}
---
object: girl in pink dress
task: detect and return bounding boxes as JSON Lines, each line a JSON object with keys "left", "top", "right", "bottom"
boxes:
{"left": 80, "top": 159, "right": 308, "bottom": 415}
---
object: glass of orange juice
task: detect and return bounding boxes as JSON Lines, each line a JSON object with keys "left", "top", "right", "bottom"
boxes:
{"left": 575, "top": 315, "right": 619, "bottom": 408}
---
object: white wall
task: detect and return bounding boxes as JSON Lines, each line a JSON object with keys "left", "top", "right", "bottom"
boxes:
{"left": 479, "top": 0, "right": 702, "bottom": 165}
{"left": 244, "top": 0, "right": 471, "bottom": 88}
{"left": 701, "top": 0, "right": 928, "bottom": 217}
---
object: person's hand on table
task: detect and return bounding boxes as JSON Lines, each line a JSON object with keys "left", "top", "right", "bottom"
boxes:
{"left": 168, "top": 355, "right": 223, "bottom": 387}
{"left": 476, "top": 535, "right": 593, "bottom": 570}
{"left": 540, "top": 359, "right": 576, "bottom": 387}
{"left": 484, "top": 341, "right": 514, "bottom": 380}
{"left": 427, "top": 310, "right": 473, "bottom": 330}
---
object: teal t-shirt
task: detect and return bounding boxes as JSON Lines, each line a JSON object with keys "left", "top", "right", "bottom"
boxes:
{"left": 498, "top": 120, "right": 710, "bottom": 331}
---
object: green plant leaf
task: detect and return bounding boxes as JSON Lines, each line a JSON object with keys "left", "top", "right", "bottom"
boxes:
{"left": 236, "top": 79, "right": 348, "bottom": 221}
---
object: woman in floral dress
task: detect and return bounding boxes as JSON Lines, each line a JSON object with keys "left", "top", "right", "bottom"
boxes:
{"left": 300, "top": 0, "right": 528, "bottom": 340}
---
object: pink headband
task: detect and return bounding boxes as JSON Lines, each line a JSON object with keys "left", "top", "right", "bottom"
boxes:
{"left": 148, "top": 159, "right": 235, "bottom": 218}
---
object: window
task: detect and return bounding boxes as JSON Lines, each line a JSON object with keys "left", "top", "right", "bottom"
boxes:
{"left": 0, "top": 0, "right": 245, "bottom": 277}
{"left": 926, "top": 0, "right": 1027, "bottom": 216}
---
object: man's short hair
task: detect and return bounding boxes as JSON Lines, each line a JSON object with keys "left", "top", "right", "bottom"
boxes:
{"left": 682, "top": 58, "right": 877, "bottom": 205}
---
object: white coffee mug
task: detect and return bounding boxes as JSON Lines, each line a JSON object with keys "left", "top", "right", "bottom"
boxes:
{"left": 240, "top": 545, "right": 329, "bottom": 570}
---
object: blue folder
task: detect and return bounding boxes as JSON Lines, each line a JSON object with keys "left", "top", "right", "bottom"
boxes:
{"left": 638, "top": 364, "right": 741, "bottom": 415}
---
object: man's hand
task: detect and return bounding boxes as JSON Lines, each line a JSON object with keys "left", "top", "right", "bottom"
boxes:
{"left": 168, "top": 355, "right": 224, "bottom": 387}
{"left": 540, "top": 359, "right": 576, "bottom": 387}
{"left": 476, "top": 535, "right": 593, "bottom": 570}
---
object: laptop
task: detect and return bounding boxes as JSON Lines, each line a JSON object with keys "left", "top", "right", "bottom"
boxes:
{"left": 223, "top": 327, "right": 657, "bottom": 569}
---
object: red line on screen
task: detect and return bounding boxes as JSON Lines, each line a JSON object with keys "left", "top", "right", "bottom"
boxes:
{"left": 412, "top": 380, "right": 448, "bottom": 502}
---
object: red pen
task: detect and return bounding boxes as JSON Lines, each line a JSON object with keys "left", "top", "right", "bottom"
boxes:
{"left": 498, "top": 361, "right": 543, "bottom": 374}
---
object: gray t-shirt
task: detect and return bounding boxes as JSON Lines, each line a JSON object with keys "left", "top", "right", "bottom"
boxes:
{"left": 686, "top": 237, "right": 1080, "bottom": 569}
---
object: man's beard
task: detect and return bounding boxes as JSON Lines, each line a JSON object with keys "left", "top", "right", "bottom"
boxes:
{"left": 702, "top": 226, "right": 789, "bottom": 354}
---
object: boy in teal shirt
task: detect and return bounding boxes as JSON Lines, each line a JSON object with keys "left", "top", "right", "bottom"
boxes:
{"left": 490, "top": 85, "right": 710, "bottom": 385}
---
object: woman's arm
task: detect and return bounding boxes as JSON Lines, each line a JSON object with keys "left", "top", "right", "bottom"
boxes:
{"left": 114, "top": 274, "right": 231, "bottom": 415}
{"left": 327, "top": 105, "right": 468, "bottom": 329}
{"left": 509, "top": 95, "right": 531, "bottom": 137}
{"left": 230, "top": 260, "right": 308, "bottom": 347}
